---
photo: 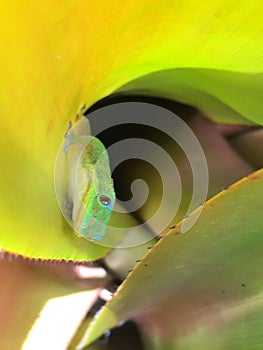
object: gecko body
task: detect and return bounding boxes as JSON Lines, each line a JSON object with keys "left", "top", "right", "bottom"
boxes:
{"left": 63, "top": 114, "right": 115, "bottom": 241}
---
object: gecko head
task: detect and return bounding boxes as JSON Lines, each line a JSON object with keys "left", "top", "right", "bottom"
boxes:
{"left": 77, "top": 190, "right": 116, "bottom": 242}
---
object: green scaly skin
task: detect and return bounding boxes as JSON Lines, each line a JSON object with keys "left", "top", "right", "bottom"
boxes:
{"left": 64, "top": 116, "right": 115, "bottom": 241}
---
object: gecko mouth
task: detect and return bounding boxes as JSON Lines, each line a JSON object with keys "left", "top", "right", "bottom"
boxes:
{"left": 76, "top": 210, "right": 110, "bottom": 241}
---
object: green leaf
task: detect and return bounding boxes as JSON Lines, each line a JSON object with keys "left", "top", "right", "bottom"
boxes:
{"left": 1, "top": 1, "right": 263, "bottom": 260}
{"left": 119, "top": 68, "right": 263, "bottom": 125}
{"left": 79, "top": 169, "right": 263, "bottom": 348}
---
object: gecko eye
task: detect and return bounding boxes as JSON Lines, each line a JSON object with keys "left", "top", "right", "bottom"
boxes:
{"left": 98, "top": 194, "right": 112, "bottom": 207}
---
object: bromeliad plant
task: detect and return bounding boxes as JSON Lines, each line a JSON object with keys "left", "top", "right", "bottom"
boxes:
{"left": 0, "top": 1, "right": 263, "bottom": 349}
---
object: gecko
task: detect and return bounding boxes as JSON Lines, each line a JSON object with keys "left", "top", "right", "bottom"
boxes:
{"left": 63, "top": 107, "right": 115, "bottom": 241}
